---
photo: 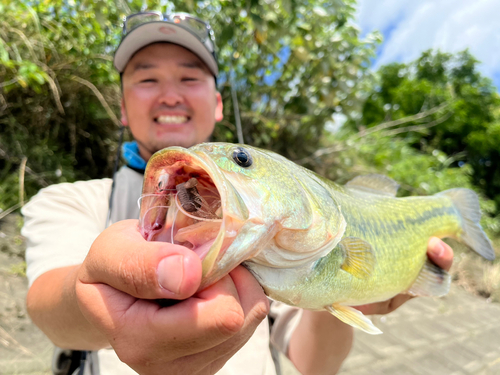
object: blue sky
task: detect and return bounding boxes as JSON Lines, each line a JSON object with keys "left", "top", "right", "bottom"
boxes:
{"left": 355, "top": 0, "right": 500, "bottom": 90}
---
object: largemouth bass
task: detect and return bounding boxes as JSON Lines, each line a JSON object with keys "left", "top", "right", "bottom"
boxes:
{"left": 139, "top": 143, "right": 495, "bottom": 334}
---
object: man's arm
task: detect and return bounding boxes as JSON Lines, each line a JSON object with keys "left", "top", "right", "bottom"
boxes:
{"left": 27, "top": 265, "right": 108, "bottom": 349}
{"left": 288, "top": 310, "right": 353, "bottom": 375}
{"left": 287, "top": 237, "right": 454, "bottom": 375}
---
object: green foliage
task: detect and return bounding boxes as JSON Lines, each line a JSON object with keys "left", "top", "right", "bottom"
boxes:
{"left": 0, "top": 0, "right": 125, "bottom": 209}
{"left": 3, "top": 2, "right": 498, "bottom": 236}
{"left": 9, "top": 261, "right": 27, "bottom": 277}
{"left": 349, "top": 50, "right": 500, "bottom": 215}
{"left": 195, "top": 0, "right": 379, "bottom": 159}
{"left": 0, "top": 0, "right": 379, "bottom": 210}
{"left": 307, "top": 127, "right": 500, "bottom": 235}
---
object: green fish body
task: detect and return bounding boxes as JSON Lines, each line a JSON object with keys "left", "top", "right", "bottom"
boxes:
{"left": 140, "top": 143, "right": 495, "bottom": 334}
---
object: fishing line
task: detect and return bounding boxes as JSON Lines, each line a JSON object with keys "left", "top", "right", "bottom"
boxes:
{"left": 137, "top": 191, "right": 176, "bottom": 209}
{"left": 143, "top": 205, "right": 171, "bottom": 216}
{"left": 170, "top": 198, "right": 179, "bottom": 245}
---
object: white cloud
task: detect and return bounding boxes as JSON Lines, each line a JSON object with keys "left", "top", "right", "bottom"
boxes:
{"left": 355, "top": 0, "right": 500, "bottom": 87}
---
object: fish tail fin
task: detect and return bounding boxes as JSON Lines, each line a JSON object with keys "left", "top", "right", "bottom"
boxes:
{"left": 438, "top": 188, "right": 495, "bottom": 261}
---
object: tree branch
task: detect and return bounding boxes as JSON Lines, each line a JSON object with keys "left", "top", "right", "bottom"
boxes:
{"left": 381, "top": 112, "right": 452, "bottom": 137}
{"left": 355, "top": 101, "right": 450, "bottom": 139}
{"left": 0, "top": 203, "right": 22, "bottom": 220}
{"left": 297, "top": 103, "right": 453, "bottom": 165}
{"left": 0, "top": 78, "right": 18, "bottom": 88}
{"left": 0, "top": 147, "right": 49, "bottom": 188}
{"left": 70, "top": 75, "right": 121, "bottom": 128}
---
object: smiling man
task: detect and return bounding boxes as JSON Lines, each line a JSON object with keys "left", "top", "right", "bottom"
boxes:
{"left": 22, "top": 12, "right": 453, "bottom": 375}
{"left": 120, "top": 43, "right": 223, "bottom": 154}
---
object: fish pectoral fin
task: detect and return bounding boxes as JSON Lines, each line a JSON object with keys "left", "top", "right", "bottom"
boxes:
{"left": 407, "top": 259, "right": 451, "bottom": 297}
{"left": 339, "top": 237, "right": 376, "bottom": 279}
{"left": 346, "top": 174, "right": 399, "bottom": 197}
{"left": 325, "top": 304, "right": 382, "bottom": 335}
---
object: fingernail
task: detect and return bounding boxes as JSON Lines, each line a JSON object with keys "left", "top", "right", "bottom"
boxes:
{"left": 429, "top": 237, "right": 444, "bottom": 258}
{"left": 157, "top": 255, "right": 184, "bottom": 294}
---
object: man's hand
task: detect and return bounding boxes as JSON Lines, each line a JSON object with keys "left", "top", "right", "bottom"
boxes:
{"left": 355, "top": 237, "right": 454, "bottom": 315}
{"left": 39, "top": 219, "right": 268, "bottom": 375}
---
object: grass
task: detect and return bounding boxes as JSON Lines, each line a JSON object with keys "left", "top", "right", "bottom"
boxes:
{"left": 8, "top": 261, "right": 27, "bottom": 277}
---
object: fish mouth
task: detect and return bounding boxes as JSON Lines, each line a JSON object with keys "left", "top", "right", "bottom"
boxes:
{"left": 139, "top": 147, "right": 246, "bottom": 279}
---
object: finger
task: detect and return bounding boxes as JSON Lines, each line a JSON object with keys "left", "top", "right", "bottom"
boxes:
{"left": 76, "top": 281, "right": 137, "bottom": 339}
{"left": 79, "top": 219, "right": 202, "bottom": 300}
{"left": 160, "top": 267, "right": 267, "bottom": 352}
{"left": 229, "top": 266, "right": 270, "bottom": 320}
{"left": 197, "top": 337, "right": 252, "bottom": 375}
{"left": 427, "top": 237, "right": 454, "bottom": 271}
{"left": 186, "top": 266, "right": 268, "bottom": 345}
{"left": 77, "top": 273, "right": 249, "bottom": 366}
{"left": 172, "top": 331, "right": 252, "bottom": 375}
{"left": 177, "top": 266, "right": 270, "bottom": 371}
{"left": 140, "top": 273, "right": 248, "bottom": 356}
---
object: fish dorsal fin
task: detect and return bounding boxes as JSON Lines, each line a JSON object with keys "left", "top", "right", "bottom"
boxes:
{"left": 407, "top": 259, "right": 451, "bottom": 297}
{"left": 346, "top": 174, "right": 399, "bottom": 197}
{"left": 339, "top": 237, "right": 376, "bottom": 279}
{"left": 325, "top": 304, "right": 382, "bottom": 335}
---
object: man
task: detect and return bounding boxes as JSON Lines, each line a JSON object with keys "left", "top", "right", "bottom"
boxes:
{"left": 22, "top": 12, "right": 453, "bottom": 375}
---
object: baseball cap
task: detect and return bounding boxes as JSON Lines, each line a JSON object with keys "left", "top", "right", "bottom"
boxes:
{"left": 114, "top": 12, "right": 218, "bottom": 77}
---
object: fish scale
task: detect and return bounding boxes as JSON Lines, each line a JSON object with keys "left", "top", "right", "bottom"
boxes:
{"left": 140, "top": 142, "right": 495, "bottom": 334}
{"left": 303, "top": 194, "right": 462, "bottom": 307}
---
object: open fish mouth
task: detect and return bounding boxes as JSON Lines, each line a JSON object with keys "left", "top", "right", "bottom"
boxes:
{"left": 139, "top": 148, "right": 245, "bottom": 277}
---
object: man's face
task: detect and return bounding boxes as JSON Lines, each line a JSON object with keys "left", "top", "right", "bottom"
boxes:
{"left": 121, "top": 43, "right": 223, "bottom": 161}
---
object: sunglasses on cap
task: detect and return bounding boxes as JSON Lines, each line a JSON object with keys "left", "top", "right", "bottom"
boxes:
{"left": 122, "top": 12, "right": 216, "bottom": 54}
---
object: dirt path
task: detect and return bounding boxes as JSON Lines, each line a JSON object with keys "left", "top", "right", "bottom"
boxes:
{"left": 0, "top": 215, "right": 52, "bottom": 374}
{"left": 2, "top": 214, "right": 499, "bottom": 375}
{"left": 280, "top": 284, "right": 500, "bottom": 375}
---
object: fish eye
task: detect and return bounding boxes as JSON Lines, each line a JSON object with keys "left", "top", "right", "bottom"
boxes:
{"left": 232, "top": 147, "right": 253, "bottom": 168}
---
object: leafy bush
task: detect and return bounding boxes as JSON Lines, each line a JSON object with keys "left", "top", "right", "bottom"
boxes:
{"left": 349, "top": 50, "right": 500, "bottom": 215}
{"left": 0, "top": 0, "right": 124, "bottom": 209}
{"left": 0, "top": 0, "right": 378, "bottom": 210}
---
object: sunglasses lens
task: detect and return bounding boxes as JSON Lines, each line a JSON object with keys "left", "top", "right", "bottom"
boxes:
{"left": 171, "top": 15, "right": 208, "bottom": 41}
{"left": 123, "top": 12, "right": 216, "bottom": 57}
{"left": 125, "top": 13, "right": 162, "bottom": 33}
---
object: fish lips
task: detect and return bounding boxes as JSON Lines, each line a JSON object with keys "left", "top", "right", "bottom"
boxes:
{"left": 140, "top": 146, "right": 249, "bottom": 278}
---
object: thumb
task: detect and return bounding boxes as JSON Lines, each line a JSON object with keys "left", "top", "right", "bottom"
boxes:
{"left": 79, "top": 220, "right": 202, "bottom": 300}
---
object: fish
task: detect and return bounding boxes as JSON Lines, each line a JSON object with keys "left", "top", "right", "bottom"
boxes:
{"left": 138, "top": 142, "right": 495, "bottom": 334}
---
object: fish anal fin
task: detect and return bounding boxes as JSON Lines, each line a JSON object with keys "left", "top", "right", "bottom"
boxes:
{"left": 325, "top": 304, "right": 382, "bottom": 335}
{"left": 346, "top": 174, "right": 399, "bottom": 197}
{"left": 407, "top": 259, "right": 451, "bottom": 297}
{"left": 339, "top": 237, "right": 376, "bottom": 279}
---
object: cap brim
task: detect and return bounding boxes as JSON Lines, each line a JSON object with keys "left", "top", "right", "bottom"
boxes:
{"left": 114, "top": 22, "right": 218, "bottom": 76}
